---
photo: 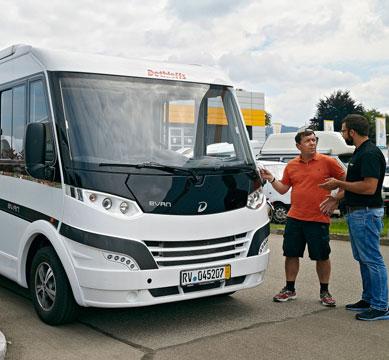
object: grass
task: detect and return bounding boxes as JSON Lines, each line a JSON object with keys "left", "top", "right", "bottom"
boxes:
{"left": 270, "top": 215, "right": 389, "bottom": 237}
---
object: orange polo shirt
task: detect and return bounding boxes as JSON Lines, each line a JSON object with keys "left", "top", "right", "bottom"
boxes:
{"left": 280, "top": 153, "right": 345, "bottom": 223}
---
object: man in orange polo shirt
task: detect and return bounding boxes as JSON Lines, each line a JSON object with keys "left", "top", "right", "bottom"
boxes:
{"left": 260, "top": 128, "right": 345, "bottom": 306}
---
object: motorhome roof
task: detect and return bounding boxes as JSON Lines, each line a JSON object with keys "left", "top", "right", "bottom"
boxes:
{"left": 0, "top": 44, "right": 232, "bottom": 86}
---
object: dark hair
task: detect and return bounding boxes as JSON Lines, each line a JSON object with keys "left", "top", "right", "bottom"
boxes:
{"left": 342, "top": 114, "right": 369, "bottom": 136}
{"left": 295, "top": 128, "right": 316, "bottom": 144}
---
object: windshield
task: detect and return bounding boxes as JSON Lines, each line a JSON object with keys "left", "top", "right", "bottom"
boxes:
{"left": 55, "top": 73, "right": 254, "bottom": 170}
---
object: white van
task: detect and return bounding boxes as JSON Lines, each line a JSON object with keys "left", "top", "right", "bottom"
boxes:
{"left": 0, "top": 44, "right": 271, "bottom": 325}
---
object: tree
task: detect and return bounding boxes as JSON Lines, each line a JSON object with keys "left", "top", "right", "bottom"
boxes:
{"left": 363, "top": 109, "right": 382, "bottom": 144}
{"left": 265, "top": 111, "right": 272, "bottom": 126}
{"left": 310, "top": 90, "right": 365, "bottom": 131}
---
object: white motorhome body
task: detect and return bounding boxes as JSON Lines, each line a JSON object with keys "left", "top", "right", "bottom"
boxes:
{"left": 260, "top": 131, "right": 355, "bottom": 164}
{"left": 0, "top": 45, "right": 270, "bottom": 324}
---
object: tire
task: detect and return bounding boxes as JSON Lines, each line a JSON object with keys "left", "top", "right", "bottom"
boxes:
{"left": 272, "top": 203, "right": 289, "bottom": 224}
{"left": 29, "top": 246, "right": 78, "bottom": 325}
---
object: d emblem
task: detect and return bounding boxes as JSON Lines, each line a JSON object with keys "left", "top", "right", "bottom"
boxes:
{"left": 198, "top": 201, "right": 207, "bottom": 213}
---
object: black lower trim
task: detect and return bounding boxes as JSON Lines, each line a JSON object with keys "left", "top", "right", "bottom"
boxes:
{"left": 182, "top": 282, "right": 221, "bottom": 293}
{"left": 0, "top": 198, "right": 59, "bottom": 227}
{"left": 225, "top": 275, "right": 246, "bottom": 286}
{"left": 247, "top": 223, "right": 270, "bottom": 257}
{"left": 149, "top": 286, "right": 180, "bottom": 297}
{"left": 59, "top": 223, "right": 158, "bottom": 270}
{"left": 149, "top": 275, "right": 246, "bottom": 298}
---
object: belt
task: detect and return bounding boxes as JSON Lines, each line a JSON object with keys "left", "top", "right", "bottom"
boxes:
{"left": 345, "top": 206, "right": 382, "bottom": 213}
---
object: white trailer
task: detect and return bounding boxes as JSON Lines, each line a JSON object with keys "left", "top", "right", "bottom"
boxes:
{"left": 0, "top": 44, "right": 271, "bottom": 324}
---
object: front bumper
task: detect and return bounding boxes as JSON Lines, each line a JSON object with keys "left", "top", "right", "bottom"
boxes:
{"left": 64, "top": 237, "right": 270, "bottom": 308}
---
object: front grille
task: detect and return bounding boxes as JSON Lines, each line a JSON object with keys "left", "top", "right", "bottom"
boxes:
{"left": 144, "top": 232, "right": 249, "bottom": 267}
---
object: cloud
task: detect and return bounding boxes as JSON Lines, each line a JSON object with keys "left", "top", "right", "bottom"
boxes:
{"left": 166, "top": 0, "right": 250, "bottom": 21}
{"left": 374, "top": 0, "right": 389, "bottom": 26}
{"left": 0, "top": 0, "right": 388, "bottom": 127}
{"left": 353, "top": 75, "right": 389, "bottom": 114}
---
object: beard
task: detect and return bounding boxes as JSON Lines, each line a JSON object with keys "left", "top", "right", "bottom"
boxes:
{"left": 345, "top": 137, "right": 354, "bottom": 146}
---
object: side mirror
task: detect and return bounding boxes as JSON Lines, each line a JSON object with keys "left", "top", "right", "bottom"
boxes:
{"left": 25, "top": 122, "right": 54, "bottom": 181}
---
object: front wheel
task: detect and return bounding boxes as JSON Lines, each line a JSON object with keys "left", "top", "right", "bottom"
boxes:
{"left": 29, "top": 246, "right": 78, "bottom": 325}
{"left": 272, "top": 203, "right": 289, "bottom": 224}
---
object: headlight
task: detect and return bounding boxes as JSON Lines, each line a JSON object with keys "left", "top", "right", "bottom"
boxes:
{"left": 103, "top": 251, "right": 139, "bottom": 271}
{"left": 247, "top": 188, "right": 265, "bottom": 209}
{"left": 102, "top": 197, "right": 113, "bottom": 210}
{"left": 120, "top": 201, "right": 129, "bottom": 214}
{"left": 66, "top": 186, "right": 142, "bottom": 218}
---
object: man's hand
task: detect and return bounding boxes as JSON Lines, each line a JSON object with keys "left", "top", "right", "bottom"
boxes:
{"left": 318, "top": 177, "right": 340, "bottom": 190}
{"left": 319, "top": 195, "right": 339, "bottom": 216}
{"left": 259, "top": 168, "right": 274, "bottom": 182}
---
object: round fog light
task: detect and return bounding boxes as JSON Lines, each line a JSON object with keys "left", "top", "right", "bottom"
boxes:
{"left": 102, "top": 197, "right": 112, "bottom": 210}
{"left": 120, "top": 201, "right": 129, "bottom": 214}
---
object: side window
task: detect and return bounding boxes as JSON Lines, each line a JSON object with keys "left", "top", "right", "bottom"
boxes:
{"left": 0, "top": 90, "right": 12, "bottom": 159}
{"left": 29, "top": 80, "right": 53, "bottom": 163}
{"left": 13, "top": 85, "right": 26, "bottom": 159}
{"left": 29, "top": 80, "right": 49, "bottom": 123}
{"left": 0, "top": 85, "right": 26, "bottom": 160}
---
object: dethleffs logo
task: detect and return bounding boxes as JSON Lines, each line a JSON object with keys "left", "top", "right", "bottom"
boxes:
{"left": 147, "top": 69, "right": 187, "bottom": 80}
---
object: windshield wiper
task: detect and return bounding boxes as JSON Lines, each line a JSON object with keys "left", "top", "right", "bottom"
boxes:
{"left": 99, "top": 161, "right": 199, "bottom": 182}
{"left": 208, "top": 164, "right": 256, "bottom": 171}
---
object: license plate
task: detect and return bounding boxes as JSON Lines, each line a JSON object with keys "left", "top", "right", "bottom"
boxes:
{"left": 180, "top": 265, "right": 231, "bottom": 286}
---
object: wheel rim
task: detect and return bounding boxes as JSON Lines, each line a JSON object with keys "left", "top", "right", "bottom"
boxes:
{"left": 35, "top": 262, "right": 56, "bottom": 311}
{"left": 274, "top": 206, "right": 287, "bottom": 223}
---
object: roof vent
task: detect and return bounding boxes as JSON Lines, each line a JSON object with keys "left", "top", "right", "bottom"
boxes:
{"left": 0, "top": 44, "right": 30, "bottom": 61}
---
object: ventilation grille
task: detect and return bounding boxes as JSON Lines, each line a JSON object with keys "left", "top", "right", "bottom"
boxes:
{"left": 144, "top": 233, "right": 249, "bottom": 267}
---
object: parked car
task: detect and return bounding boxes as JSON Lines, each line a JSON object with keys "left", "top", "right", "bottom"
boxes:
{"left": 258, "top": 160, "right": 290, "bottom": 224}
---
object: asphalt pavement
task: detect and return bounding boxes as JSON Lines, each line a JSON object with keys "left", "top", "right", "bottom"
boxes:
{"left": 0, "top": 234, "right": 389, "bottom": 360}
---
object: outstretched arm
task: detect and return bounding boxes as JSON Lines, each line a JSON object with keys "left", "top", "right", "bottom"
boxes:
{"left": 319, "top": 177, "right": 378, "bottom": 195}
{"left": 259, "top": 168, "right": 291, "bottom": 195}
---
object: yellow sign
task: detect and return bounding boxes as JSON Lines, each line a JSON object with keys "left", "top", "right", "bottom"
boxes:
{"left": 167, "top": 104, "right": 265, "bottom": 126}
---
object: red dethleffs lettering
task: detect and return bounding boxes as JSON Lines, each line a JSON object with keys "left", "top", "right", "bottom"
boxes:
{"left": 147, "top": 69, "right": 187, "bottom": 80}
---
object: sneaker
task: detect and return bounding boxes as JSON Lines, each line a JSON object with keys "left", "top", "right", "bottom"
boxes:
{"left": 320, "top": 291, "right": 336, "bottom": 307}
{"left": 345, "top": 299, "right": 370, "bottom": 311}
{"left": 273, "top": 287, "right": 296, "bottom": 302}
{"left": 356, "top": 308, "right": 389, "bottom": 321}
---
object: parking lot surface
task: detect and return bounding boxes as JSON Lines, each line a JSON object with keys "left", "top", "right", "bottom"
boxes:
{"left": 1, "top": 234, "right": 388, "bottom": 360}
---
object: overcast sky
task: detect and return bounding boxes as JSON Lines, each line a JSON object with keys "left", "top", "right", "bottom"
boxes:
{"left": 1, "top": 0, "right": 388, "bottom": 126}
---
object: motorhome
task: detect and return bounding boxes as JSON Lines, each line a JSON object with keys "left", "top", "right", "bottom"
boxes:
{"left": 259, "top": 131, "right": 355, "bottom": 165}
{"left": 0, "top": 44, "right": 270, "bottom": 324}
